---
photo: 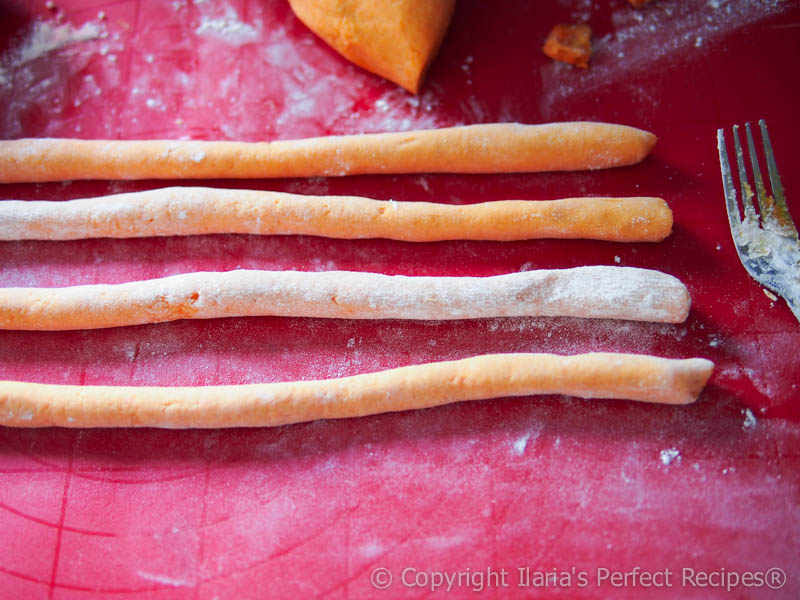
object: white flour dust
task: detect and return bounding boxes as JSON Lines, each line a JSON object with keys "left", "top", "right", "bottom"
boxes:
{"left": 0, "top": 1, "right": 454, "bottom": 141}
{"left": 195, "top": 7, "right": 260, "bottom": 46}
{"left": 0, "top": 18, "right": 118, "bottom": 137}
{"left": 742, "top": 408, "right": 757, "bottom": 431}
{"left": 512, "top": 433, "right": 531, "bottom": 455}
{"left": 659, "top": 448, "right": 681, "bottom": 466}
{"left": 539, "top": 0, "right": 789, "bottom": 118}
{"left": 14, "top": 21, "right": 102, "bottom": 65}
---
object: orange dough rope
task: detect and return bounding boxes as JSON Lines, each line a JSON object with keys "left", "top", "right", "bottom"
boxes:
{"left": 0, "top": 353, "right": 715, "bottom": 428}
{"left": 0, "top": 267, "right": 691, "bottom": 331}
{"left": 0, "top": 122, "right": 657, "bottom": 183}
{"left": 0, "top": 188, "right": 673, "bottom": 242}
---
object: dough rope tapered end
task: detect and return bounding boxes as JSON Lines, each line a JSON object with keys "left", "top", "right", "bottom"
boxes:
{"left": 0, "top": 353, "right": 715, "bottom": 428}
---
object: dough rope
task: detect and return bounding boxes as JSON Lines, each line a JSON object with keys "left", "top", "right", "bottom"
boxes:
{"left": 0, "top": 187, "right": 673, "bottom": 242}
{"left": 0, "top": 353, "right": 715, "bottom": 428}
{"left": 0, "top": 122, "right": 657, "bottom": 183}
{"left": 0, "top": 266, "right": 691, "bottom": 330}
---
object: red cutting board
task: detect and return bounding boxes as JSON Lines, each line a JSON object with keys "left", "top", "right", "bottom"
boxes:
{"left": 1, "top": 1, "right": 798, "bottom": 598}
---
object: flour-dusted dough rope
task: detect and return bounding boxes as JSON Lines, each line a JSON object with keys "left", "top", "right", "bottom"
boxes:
{"left": 0, "top": 187, "right": 673, "bottom": 242}
{"left": 0, "top": 122, "right": 657, "bottom": 183}
{"left": 0, "top": 267, "right": 690, "bottom": 330}
{"left": 0, "top": 353, "right": 715, "bottom": 428}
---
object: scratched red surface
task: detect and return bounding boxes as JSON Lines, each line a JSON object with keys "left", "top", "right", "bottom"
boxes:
{"left": 0, "top": 0, "right": 799, "bottom": 598}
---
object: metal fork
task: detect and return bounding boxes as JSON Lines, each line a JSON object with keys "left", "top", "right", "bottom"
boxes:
{"left": 717, "top": 120, "right": 800, "bottom": 323}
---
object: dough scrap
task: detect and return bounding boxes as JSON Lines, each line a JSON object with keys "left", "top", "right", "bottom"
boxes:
{"left": 0, "top": 188, "right": 673, "bottom": 242}
{"left": 287, "top": 0, "right": 456, "bottom": 93}
{"left": 0, "top": 122, "right": 657, "bottom": 183}
{"left": 0, "top": 353, "right": 715, "bottom": 428}
{"left": 0, "top": 267, "right": 691, "bottom": 330}
{"left": 543, "top": 23, "right": 592, "bottom": 69}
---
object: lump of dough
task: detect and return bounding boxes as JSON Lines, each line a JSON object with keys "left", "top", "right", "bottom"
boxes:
{"left": 543, "top": 23, "right": 592, "bottom": 69}
{"left": 287, "top": 0, "right": 457, "bottom": 93}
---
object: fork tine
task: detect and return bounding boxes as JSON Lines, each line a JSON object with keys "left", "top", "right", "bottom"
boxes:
{"left": 745, "top": 121, "right": 774, "bottom": 223}
{"left": 759, "top": 119, "right": 799, "bottom": 239}
{"left": 718, "top": 121, "right": 800, "bottom": 325}
{"left": 736, "top": 124, "right": 758, "bottom": 222}
{"left": 717, "top": 128, "right": 743, "bottom": 230}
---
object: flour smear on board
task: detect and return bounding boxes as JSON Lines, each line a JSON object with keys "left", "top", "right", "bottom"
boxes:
{"left": 0, "top": 1, "right": 449, "bottom": 140}
{"left": 0, "top": 19, "right": 118, "bottom": 137}
{"left": 540, "top": 0, "right": 789, "bottom": 117}
{"left": 194, "top": 7, "right": 260, "bottom": 46}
